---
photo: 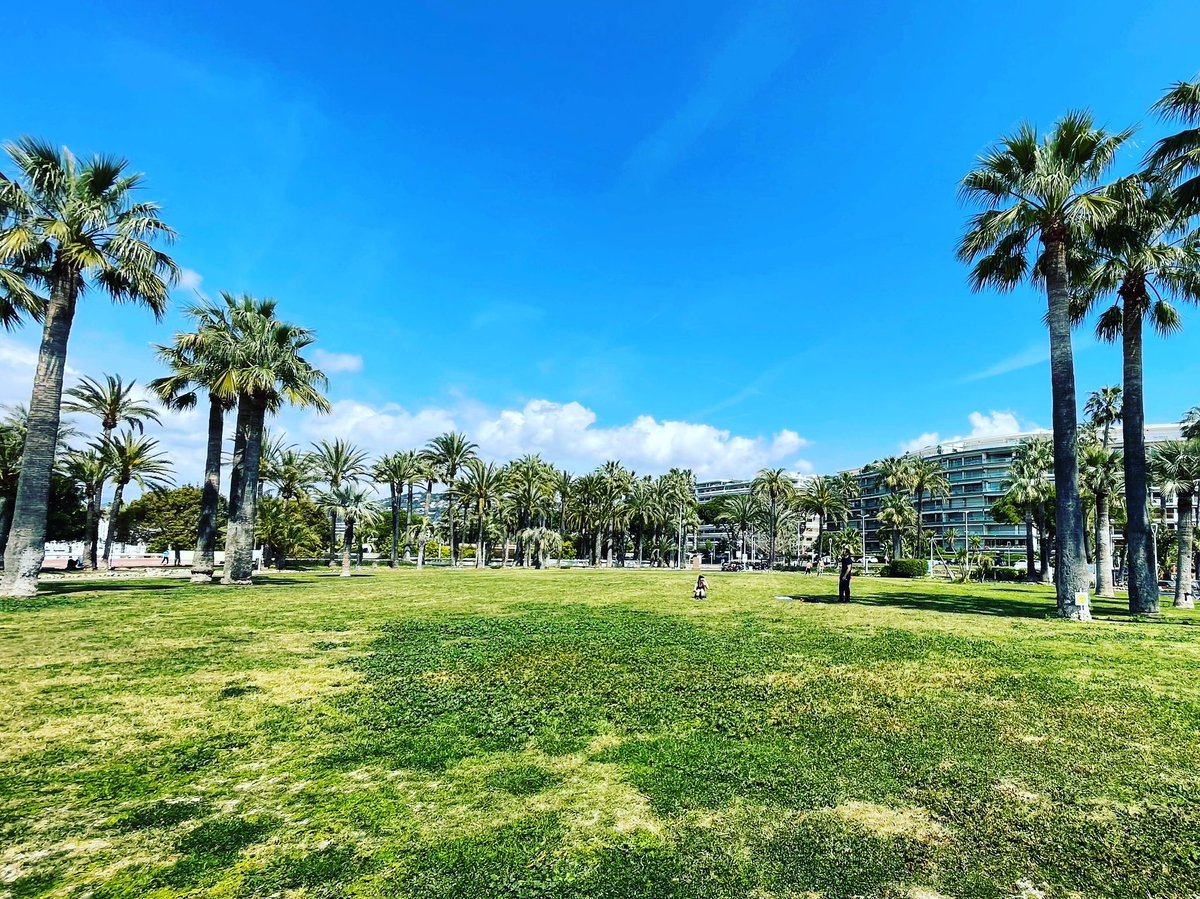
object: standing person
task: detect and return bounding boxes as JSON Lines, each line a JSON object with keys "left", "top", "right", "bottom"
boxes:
{"left": 160, "top": 547, "right": 170, "bottom": 567}
{"left": 838, "top": 550, "right": 853, "bottom": 602}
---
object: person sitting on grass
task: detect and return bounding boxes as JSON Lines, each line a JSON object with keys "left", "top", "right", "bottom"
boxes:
{"left": 693, "top": 575, "right": 708, "bottom": 600}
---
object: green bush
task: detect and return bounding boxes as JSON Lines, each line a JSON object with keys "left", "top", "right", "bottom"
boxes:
{"left": 882, "top": 559, "right": 926, "bottom": 578}
{"left": 991, "top": 567, "right": 1025, "bottom": 582}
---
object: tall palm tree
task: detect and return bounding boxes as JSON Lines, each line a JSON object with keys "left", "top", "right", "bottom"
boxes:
{"left": 958, "top": 113, "right": 1132, "bottom": 619}
{"left": 1084, "top": 386, "right": 1123, "bottom": 451}
{"left": 1147, "top": 77, "right": 1200, "bottom": 211}
{"left": 415, "top": 453, "right": 438, "bottom": 569}
{"left": 795, "top": 476, "right": 849, "bottom": 562}
{"left": 62, "top": 373, "right": 161, "bottom": 570}
{"left": 455, "top": 458, "right": 504, "bottom": 568}
{"left": 717, "top": 493, "right": 763, "bottom": 563}
{"left": 309, "top": 438, "right": 369, "bottom": 565}
{"left": 1080, "top": 178, "right": 1199, "bottom": 614}
{"left": 424, "top": 431, "right": 478, "bottom": 565}
{"left": 316, "top": 485, "right": 383, "bottom": 577}
{"left": 0, "top": 139, "right": 178, "bottom": 596}
{"left": 150, "top": 298, "right": 244, "bottom": 583}
{"left": 1008, "top": 437, "right": 1055, "bottom": 584}
{"left": 186, "top": 295, "right": 329, "bottom": 584}
{"left": 60, "top": 448, "right": 110, "bottom": 564}
{"left": 1079, "top": 442, "right": 1123, "bottom": 598}
{"left": 0, "top": 425, "right": 24, "bottom": 557}
{"left": 1149, "top": 440, "right": 1200, "bottom": 609}
{"left": 905, "top": 458, "right": 949, "bottom": 553}
{"left": 752, "top": 468, "right": 796, "bottom": 568}
{"left": 876, "top": 492, "right": 916, "bottom": 561}
{"left": 554, "top": 469, "right": 574, "bottom": 536}
{"left": 373, "top": 451, "right": 421, "bottom": 567}
{"left": 99, "top": 431, "right": 173, "bottom": 565}
{"left": 268, "top": 448, "right": 317, "bottom": 501}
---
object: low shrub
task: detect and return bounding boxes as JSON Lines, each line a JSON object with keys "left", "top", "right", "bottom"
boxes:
{"left": 991, "top": 567, "right": 1025, "bottom": 582}
{"left": 882, "top": 559, "right": 926, "bottom": 578}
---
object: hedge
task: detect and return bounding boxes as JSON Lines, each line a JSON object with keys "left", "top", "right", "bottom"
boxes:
{"left": 883, "top": 559, "right": 926, "bottom": 578}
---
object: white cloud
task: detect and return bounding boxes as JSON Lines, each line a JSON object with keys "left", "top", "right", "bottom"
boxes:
{"left": 900, "top": 410, "right": 1041, "bottom": 454}
{"left": 311, "top": 349, "right": 363, "bottom": 375}
{"left": 175, "top": 268, "right": 204, "bottom": 294}
{"left": 0, "top": 334, "right": 83, "bottom": 409}
{"left": 293, "top": 397, "right": 809, "bottom": 479}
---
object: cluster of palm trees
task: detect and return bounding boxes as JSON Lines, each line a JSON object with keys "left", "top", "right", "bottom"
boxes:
{"left": 0, "top": 375, "right": 175, "bottom": 571}
{"left": 959, "top": 77, "right": 1200, "bottom": 619}
{"left": 711, "top": 471, "right": 858, "bottom": 567}
{"left": 344, "top": 438, "right": 705, "bottom": 570}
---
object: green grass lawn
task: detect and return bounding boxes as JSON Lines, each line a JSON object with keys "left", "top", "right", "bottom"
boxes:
{"left": 3, "top": 569, "right": 1200, "bottom": 898}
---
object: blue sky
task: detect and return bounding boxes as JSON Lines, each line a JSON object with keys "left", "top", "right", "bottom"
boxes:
{"left": 3, "top": 0, "right": 1200, "bottom": 479}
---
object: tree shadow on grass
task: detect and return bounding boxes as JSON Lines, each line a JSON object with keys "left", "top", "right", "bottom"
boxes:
{"left": 854, "top": 588, "right": 1049, "bottom": 620}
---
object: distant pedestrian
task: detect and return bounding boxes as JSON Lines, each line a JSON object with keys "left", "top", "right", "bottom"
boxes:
{"left": 160, "top": 548, "right": 170, "bottom": 566}
{"left": 803, "top": 559, "right": 812, "bottom": 575}
{"left": 692, "top": 575, "right": 708, "bottom": 600}
{"left": 838, "top": 550, "right": 853, "bottom": 602}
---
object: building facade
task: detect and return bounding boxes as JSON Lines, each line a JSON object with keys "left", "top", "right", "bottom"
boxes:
{"left": 844, "top": 425, "right": 1182, "bottom": 558}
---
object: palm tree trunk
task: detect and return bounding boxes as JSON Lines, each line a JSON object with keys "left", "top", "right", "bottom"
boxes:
{"left": 915, "top": 491, "right": 925, "bottom": 553}
{"left": 191, "top": 395, "right": 224, "bottom": 583}
{"left": 769, "top": 497, "right": 777, "bottom": 567}
{"left": 1043, "top": 235, "right": 1090, "bottom": 619}
{"left": 447, "top": 495, "right": 457, "bottom": 565}
{"left": 417, "top": 482, "right": 432, "bottom": 568}
{"left": 389, "top": 483, "right": 399, "bottom": 568}
{"left": 328, "top": 509, "right": 338, "bottom": 567}
{"left": 102, "top": 482, "right": 127, "bottom": 566}
{"left": 1035, "top": 506, "right": 1052, "bottom": 584}
{"left": 1174, "top": 492, "right": 1194, "bottom": 608}
{"left": 893, "top": 531, "right": 901, "bottom": 561}
{"left": 341, "top": 519, "right": 353, "bottom": 577}
{"left": 223, "top": 395, "right": 266, "bottom": 584}
{"left": 1, "top": 279, "right": 78, "bottom": 597}
{"left": 81, "top": 489, "right": 99, "bottom": 571}
{"left": 1122, "top": 307, "right": 1158, "bottom": 613}
{"left": 1024, "top": 514, "right": 1037, "bottom": 583}
{"left": 406, "top": 482, "right": 414, "bottom": 560}
{"left": 1096, "top": 491, "right": 1114, "bottom": 598}
{"left": 477, "top": 504, "right": 486, "bottom": 569}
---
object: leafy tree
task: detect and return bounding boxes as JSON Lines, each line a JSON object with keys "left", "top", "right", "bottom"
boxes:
{"left": 1007, "top": 437, "right": 1055, "bottom": 584}
{"left": 876, "top": 492, "right": 916, "bottom": 561}
{"left": 0, "top": 139, "right": 178, "bottom": 596}
{"left": 45, "top": 471, "right": 87, "bottom": 543}
{"left": 119, "top": 485, "right": 225, "bottom": 553}
{"left": 257, "top": 495, "right": 325, "bottom": 569}
{"left": 958, "top": 113, "right": 1132, "bottom": 619}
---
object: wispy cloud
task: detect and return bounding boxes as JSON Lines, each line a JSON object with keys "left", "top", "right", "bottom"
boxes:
{"left": 622, "top": 1, "right": 802, "bottom": 186}
{"left": 961, "top": 343, "right": 1048, "bottom": 382}
{"left": 311, "top": 349, "right": 363, "bottom": 375}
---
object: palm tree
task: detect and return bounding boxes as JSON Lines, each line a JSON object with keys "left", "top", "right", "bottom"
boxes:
{"left": 99, "top": 432, "right": 173, "bottom": 565}
{"left": 1147, "top": 77, "right": 1200, "bottom": 211}
{"left": 455, "top": 458, "right": 504, "bottom": 568}
{"left": 1079, "top": 442, "right": 1123, "bottom": 598}
{"left": 1008, "top": 437, "right": 1055, "bottom": 584}
{"left": 424, "top": 432, "right": 478, "bottom": 565}
{"left": 554, "top": 469, "right": 574, "bottom": 536}
{"left": 752, "top": 468, "right": 796, "bottom": 568}
{"left": 870, "top": 456, "right": 912, "bottom": 495}
{"left": 150, "top": 298, "right": 245, "bottom": 583}
{"left": 795, "top": 476, "right": 849, "bottom": 562}
{"left": 62, "top": 373, "right": 161, "bottom": 570}
{"left": 415, "top": 454, "right": 438, "bottom": 569}
{"left": 373, "top": 451, "right": 420, "bottom": 567}
{"left": 187, "top": 296, "right": 329, "bottom": 584}
{"left": 1084, "top": 386, "right": 1123, "bottom": 451}
{"left": 268, "top": 449, "right": 317, "bottom": 501}
{"left": 316, "top": 485, "right": 383, "bottom": 577}
{"left": 309, "top": 438, "right": 369, "bottom": 566}
{"left": 60, "top": 447, "right": 110, "bottom": 562}
{"left": 876, "top": 492, "right": 916, "bottom": 561}
{"left": 0, "top": 139, "right": 178, "bottom": 596}
{"left": 905, "top": 458, "right": 949, "bottom": 553}
{"left": 1149, "top": 440, "right": 1200, "bottom": 609}
{"left": 958, "top": 113, "right": 1132, "bottom": 620}
{"left": 1080, "top": 179, "right": 1199, "bottom": 614}
{"left": 0, "top": 425, "right": 24, "bottom": 557}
